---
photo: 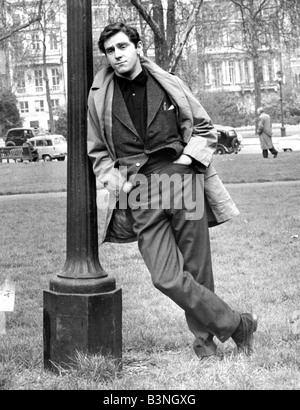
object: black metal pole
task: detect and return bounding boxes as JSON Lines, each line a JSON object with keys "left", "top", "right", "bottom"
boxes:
{"left": 43, "top": 0, "right": 122, "bottom": 370}
{"left": 279, "top": 81, "right": 286, "bottom": 137}
{"left": 48, "top": 0, "right": 113, "bottom": 293}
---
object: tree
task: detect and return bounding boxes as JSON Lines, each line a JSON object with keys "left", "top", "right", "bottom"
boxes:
{"left": 1, "top": 0, "right": 66, "bottom": 133}
{"left": 0, "top": 90, "right": 22, "bottom": 136}
{"left": 129, "top": 0, "right": 204, "bottom": 71}
{"left": 0, "top": 0, "right": 42, "bottom": 43}
{"left": 228, "top": 0, "right": 300, "bottom": 125}
{"left": 36, "top": 0, "right": 65, "bottom": 134}
{"left": 228, "top": 1, "right": 275, "bottom": 119}
{"left": 274, "top": 0, "right": 300, "bottom": 50}
{"left": 200, "top": 90, "right": 252, "bottom": 127}
{"left": 195, "top": 1, "right": 235, "bottom": 92}
{"left": 54, "top": 105, "right": 67, "bottom": 139}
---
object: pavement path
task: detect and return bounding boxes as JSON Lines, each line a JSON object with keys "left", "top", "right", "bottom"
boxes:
{"left": 0, "top": 180, "right": 299, "bottom": 202}
{"left": 0, "top": 192, "right": 67, "bottom": 201}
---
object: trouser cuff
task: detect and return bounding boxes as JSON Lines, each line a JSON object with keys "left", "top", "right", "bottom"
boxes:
{"left": 218, "top": 311, "right": 241, "bottom": 343}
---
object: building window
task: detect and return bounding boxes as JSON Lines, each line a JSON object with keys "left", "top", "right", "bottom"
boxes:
{"left": 17, "top": 72, "right": 26, "bottom": 93}
{"left": 229, "top": 61, "right": 236, "bottom": 85}
{"left": 35, "top": 69, "right": 43, "bottom": 92}
{"left": 204, "top": 62, "right": 210, "bottom": 85}
{"left": 51, "top": 99, "right": 59, "bottom": 108}
{"left": 93, "top": 6, "right": 108, "bottom": 26}
{"left": 30, "top": 121, "right": 39, "bottom": 129}
{"left": 268, "top": 60, "right": 274, "bottom": 83}
{"left": 239, "top": 60, "right": 245, "bottom": 83}
{"left": 12, "top": 13, "right": 21, "bottom": 25}
{"left": 32, "top": 34, "right": 41, "bottom": 51}
{"left": 35, "top": 100, "right": 45, "bottom": 112}
{"left": 245, "top": 60, "right": 251, "bottom": 84}
{"left": 212, "top": 62, "right": 223, "bottom": 88}
{"left": 48, "top": 8, "right": 56, "bottom": 24}
{"left": 51, "top": 68, "right": 60, "bottom": 91}
{"left": 20, "top": 101, "right": 29, "bottom": 113}
{"left": 50, "top": 34, "right": 58, "bottom": 50}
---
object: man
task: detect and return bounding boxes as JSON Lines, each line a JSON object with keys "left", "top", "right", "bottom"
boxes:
{"left": 87, "top": 23, "right": 258, "bottom": 358}
{"left": 257, "top": 107, "right": 278, "bottom": 158}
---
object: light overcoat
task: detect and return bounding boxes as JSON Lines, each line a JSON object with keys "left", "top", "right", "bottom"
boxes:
{"left": 87, "top": 57, "right": 240, "bottom": 243}
{"left": 258, "top": 112, "right": 274, "bottom": 150}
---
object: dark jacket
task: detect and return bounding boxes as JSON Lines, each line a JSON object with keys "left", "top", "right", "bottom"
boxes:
{"left": 87, "top": 57, "right": 240, "bottom": 243}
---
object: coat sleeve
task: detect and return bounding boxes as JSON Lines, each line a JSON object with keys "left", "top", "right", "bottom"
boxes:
{"left": 174, "top": 77, "right": 218, "bottom": 168}
{"left": 257, "top": 117, "right": 264, "bottom": 135}
{"left": 87, "top": 90, "right": 126, "bottom": 194}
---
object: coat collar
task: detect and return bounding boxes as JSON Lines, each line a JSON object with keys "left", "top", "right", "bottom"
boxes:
{"left": 112, "top": 70, "right": 165, "bottom": 134}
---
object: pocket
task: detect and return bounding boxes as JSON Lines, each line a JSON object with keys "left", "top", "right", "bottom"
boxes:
{"left": 171, "top": 162, "right": 192, "bottom": 174}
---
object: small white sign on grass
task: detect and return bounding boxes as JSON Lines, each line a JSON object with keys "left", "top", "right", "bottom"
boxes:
{"left": 0, "top": 277, "right": 16, "bottom": 313}
{"left": 0, "top": 277, "right": 16, "bottom": 336}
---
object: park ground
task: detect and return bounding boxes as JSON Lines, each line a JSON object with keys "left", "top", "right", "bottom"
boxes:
{"left": 0, "top": 151, "right": 299, "bottom": 390}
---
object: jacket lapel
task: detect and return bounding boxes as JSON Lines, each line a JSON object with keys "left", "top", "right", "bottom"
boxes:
{"left": 93, "top": 80, "right": 117, "bottom": 159}
{"left": 112, "top": 81, "right": 139, "bottom": 137}
{"left": 147, "top": 74, "right": 165, "bottom": 128}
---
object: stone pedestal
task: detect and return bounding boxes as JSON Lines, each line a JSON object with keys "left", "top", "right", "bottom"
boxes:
{"left": 43, "top": 287, "right": 122, "bottom": 370}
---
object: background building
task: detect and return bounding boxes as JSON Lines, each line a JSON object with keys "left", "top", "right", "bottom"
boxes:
{"left": 1, "top": 0, "right": 299, "bottom": 135}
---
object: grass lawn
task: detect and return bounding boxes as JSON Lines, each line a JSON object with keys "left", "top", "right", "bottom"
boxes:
{"left": 0, "top": 151, "right": 300, "bottom": 195}
{"left": 0, "top": 152, "right": 299, "bottom": 390}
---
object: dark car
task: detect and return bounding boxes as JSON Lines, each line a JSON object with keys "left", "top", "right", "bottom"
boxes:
{"left": 214, "top": 125, "right": 243, "bottom": 155}
{"left": 5, "top": 128, "right": 35, "bottom": 147}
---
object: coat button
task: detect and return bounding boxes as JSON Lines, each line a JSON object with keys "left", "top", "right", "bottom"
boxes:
{"left": 136, "top": 163, "right": 141, "bottom": 167}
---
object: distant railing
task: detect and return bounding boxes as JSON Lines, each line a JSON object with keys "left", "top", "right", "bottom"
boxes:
{"left": 0, "top": 146, "right": 35, "bottom": 163}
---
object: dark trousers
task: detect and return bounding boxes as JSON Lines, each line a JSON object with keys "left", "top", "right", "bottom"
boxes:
{"left": 130, "top": 161, "right": 240, "bottom": 356}
{"left": 263, "top": 147, "right": 278, "bottom": 158}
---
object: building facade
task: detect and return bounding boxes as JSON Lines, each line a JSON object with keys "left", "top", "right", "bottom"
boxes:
{"left": 1, "top": 0, "right": 300, "bottom": 132}
{"left": 6, "top": 0, "right": 68, "bottom": 132}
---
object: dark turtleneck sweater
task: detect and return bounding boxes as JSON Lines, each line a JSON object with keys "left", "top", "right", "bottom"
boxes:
{"left": 115, "top": 68, "right": 148, "bottom": 141}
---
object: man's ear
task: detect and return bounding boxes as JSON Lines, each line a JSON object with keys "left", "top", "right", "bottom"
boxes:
{"left": 137, "top": 41, "right": 143, "bottom": 55}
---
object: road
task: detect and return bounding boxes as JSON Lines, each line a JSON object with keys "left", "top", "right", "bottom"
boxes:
{"left": 239, "top": 137, "right": 271, "bottom": 154}
{"left": 235, "top": 124, "right": 300, "bottom": 154}
{"left": 237, "top": 124, "right": 300, "bottom": 139}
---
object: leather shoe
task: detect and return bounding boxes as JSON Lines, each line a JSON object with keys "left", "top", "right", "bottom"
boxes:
{"left": 231, "top": 313, "right": 258, "bottom": 355}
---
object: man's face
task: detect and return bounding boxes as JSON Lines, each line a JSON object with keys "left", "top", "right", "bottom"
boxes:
{"left": 104, "top": 31, "right": 142, "bottom": 80}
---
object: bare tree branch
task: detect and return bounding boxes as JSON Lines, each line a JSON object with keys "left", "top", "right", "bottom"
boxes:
{"left": 0, "top": 16, "right": 41, "bottom": 42}
{"left": 130, "top": 0, "right": 161, "bottom": 36}
{"left": 168, "top": 0, "right": 204, "bottom": 71}
{"left": 0, "top": 0, "right": 43, "bottom": 42}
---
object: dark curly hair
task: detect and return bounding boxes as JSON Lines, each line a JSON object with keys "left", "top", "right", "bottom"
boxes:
{"left": 98, "top": 22, "right": 141, "bottom": 54}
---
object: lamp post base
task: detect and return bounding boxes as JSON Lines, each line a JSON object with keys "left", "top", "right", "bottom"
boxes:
{"left": 43, "top": 285, "right": 122, "bottom": 371}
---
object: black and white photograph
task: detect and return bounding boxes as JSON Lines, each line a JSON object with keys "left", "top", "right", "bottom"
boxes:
{"left": 0, "top": 0, "right": 299, "bottom": 391}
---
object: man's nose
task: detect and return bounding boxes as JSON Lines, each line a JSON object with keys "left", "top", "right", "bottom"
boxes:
{"left": 115, "top": 48, "right": 122, "bottom": 59}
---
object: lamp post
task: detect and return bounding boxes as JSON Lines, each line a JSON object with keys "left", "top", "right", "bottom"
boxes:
{"left": 276, "top": 70, "right": 286, "bottom": 137}
{"left": 43, "top": 0, "right": 122, "bottom": 370}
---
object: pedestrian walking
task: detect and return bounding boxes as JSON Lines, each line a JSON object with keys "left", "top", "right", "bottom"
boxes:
{"left": 257, "top": 107, "right": 278, "bottom": 158}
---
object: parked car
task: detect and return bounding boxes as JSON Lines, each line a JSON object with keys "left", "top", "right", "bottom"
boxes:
{"left": 214, "top": 125, "right": 243, "bottom": 155}
{"left": 277, "top": 135, "right": 300, "bottom": 152}
{"left": 5, "top": 128, "right": 35, "bottom": 146}
{"left": 28, "top": 135, "right": 67, "bottom": 161}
